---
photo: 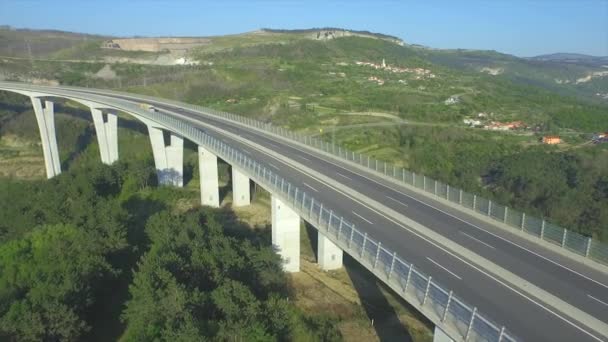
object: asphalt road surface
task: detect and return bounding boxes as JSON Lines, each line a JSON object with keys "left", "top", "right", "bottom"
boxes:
{"left": 19, "top": 87, "right": 608, "bottom": 341}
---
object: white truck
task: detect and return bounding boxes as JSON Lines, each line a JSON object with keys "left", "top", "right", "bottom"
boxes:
{"left": 139, "top": 103, "right": 157, "bottom": 112}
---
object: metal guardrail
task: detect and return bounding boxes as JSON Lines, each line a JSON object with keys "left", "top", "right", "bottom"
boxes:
{"left": 66, "top": 86, "right": 607, "bottom": 267}
{"left": 0, "top": 83, "right": 519, "bottom": 341}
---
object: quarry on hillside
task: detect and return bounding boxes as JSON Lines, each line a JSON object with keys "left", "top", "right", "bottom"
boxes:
{"left": 102, "top": 37, "right": 212, "bottom": 52}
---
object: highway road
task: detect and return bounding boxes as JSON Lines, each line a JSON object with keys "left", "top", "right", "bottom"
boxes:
{"left": 139, "top": 99, "right": 608, "bottom": 341}
{"left": 6, "top": 85, "right": 608, "bottom": 341}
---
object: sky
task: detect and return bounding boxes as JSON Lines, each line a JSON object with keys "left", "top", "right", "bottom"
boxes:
{"left": 0, "top": 0, "right": 607, "bottom": 57}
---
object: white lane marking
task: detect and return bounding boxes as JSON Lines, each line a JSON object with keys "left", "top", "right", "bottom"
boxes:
{"left": 386, "top": 195, "right": 408, "bottom": 207}
{"left": 394, "top": 190, "right": 608, "bottom": 290}
{"left": 297, "top": 155, "right": 311, "bottom": 162}
{"left": 427, "top": 257, "right": 462, "bottom": 280}
{"left": 278, "top": 140, "right": 608, "bottom": 291}
{"left": 460, "top": 231, "right": 496, "bottom": 249}
{"left": 588, "top": 294, "right": 608, "bottom": 307}
{"left": 164, "top": 108, "right": 607, "bottom": 341}
{"left": 267, "top": 142, "right": 280, "bottom": 149}
{"left": 303, "top": 182, "right": 318, "bottom": 192}
{"left": 351, "top": 211, "right": 373, "bottom": 225}
{"left": 269, "top": 163, "right": 280, "bottom": 170}
{"left": 242, "top": 149, "right": 251, "bottom": 155}
{"left": 336, "top": 172, "right": 352, "bottom": 180}
{"left": 240, "top": 142, "right": 606, "bottom": 342}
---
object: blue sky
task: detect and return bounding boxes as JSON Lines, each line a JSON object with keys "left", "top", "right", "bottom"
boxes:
{"left": 1, "top": 0, "right": 606, "bottom": 57}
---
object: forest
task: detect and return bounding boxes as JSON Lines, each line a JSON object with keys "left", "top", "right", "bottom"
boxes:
{"left": 0, "top": 157, "right": 341, "bottom": 341}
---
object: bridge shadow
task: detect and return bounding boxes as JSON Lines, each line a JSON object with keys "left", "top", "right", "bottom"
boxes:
{"left": 303, "top": 224, "right": 422, "bottom": 341}
{"left": 213, "top": 206, "right": 290, "bottom": 297}
{"left": 304, "top": 222, "right": 319, "bottom": 261}
{"left": 86, "top": 195, "right": 168, "bottom": 342}
{"left": 221, "top": 164, "right": 233, "bottom": 204}
{"left": 344, "top": 254, "right": 415, "bottom": 342}
{"left": 62, "top": 124, "right": 94, "bottom": 171}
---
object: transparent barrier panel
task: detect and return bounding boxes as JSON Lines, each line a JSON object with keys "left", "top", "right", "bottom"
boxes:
{"left": 471, "top": 315, "right": 501, "bottom": 342}
{"left": 523, "top": 215, "right": 542, "bottom": 237}
{"left": 424, "top": 178, "right": 436, "bottom": 193}
{"left": 364, "top": 239, "right": 378, "bottom": 265}
{"left": 393, "top": 259, "right": 411, "bottom": 290}
{"left": 414, "top": 174, "right": 425, "bottom": 189}
{"left": 427, "top": 281, "right": 449, "bottom": 317}
{"left": 403, "top": 169, "right": 414, "bottom": 185}
{"left": 589, "top": 241, "right": 608, "bottom": 265}
{"left": 490, "top": 202, "right": 506, "bottom": 222}
{"left": 351, "top": 230, "right": 365, "bottom": 252}
{"left": 476, "top": 197, "right": 490, "bottom": 216}
{"left": 339, "top": 223, "right": 354, "bottom": 246}
{"left": 448, "top": 187, "right": 461, "bottom": 204}
{"left": 409, "top": 269, "right": 429, "bottom": 303}
{"left": 446, "top": 296, "right": 473, "bottom": 337}
{"left": 564, "top": 232, "right": 589, "bottom": 256}
{"left": 543, "top": 222, "right": 564, "bottom": 246}
{"left": 378, "top": 246, "right": 393, "bottom": 277}
{"left": 461, "top": 191, "right": 476, "bottom": 210}
{"left": 505, "top": 208, "right": 523, "bottom": 229}
{"left": 437, "top": 182, "right": 448, "bottom": 198}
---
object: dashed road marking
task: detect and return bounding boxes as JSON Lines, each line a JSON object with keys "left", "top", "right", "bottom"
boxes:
{"left": 427, "top": 257, "right": 462, "bottom": 280}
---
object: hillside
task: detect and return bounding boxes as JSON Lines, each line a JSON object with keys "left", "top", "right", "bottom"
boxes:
{"left": 1, "top": 27, "right": 608, "bottom": 241}
{"left": 418, "top": 48, "right": 608, "bottom": 103}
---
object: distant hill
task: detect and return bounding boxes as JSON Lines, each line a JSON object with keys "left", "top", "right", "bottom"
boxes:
{"left": 415, "top": 47, "right": 608, "bottom": 102}
{"left": 261, "top": 27, "right": 404, "bottom": 45}
{"left": 528, "top": 53, "right": 608, "bottom": 67}
{"left": 0, "top": 26, "right": 108, "bottom": 57}
{"left": 0, "top": 25, "right": 606, "bottom": 103}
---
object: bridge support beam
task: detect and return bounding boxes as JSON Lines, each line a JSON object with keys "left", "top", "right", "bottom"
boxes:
{"left": 433, "top": 326, "right": 454, "bottom": 342}
{"left": 318, "top": 231, "right": 343, "bottom": 270}
{"left": 91, "top": 108, "right": 118, "bottom": 165}
{"left": 148, "top": 126, "right": 183, "bottom": 186}
{"left": 198, "top": 145, "right": 220, "bottom": 207}
{"left": 31, "top": 97, "right": 61, "bottom": 178}
{"left": 271, "top": 196, "right": 300, "bottom": 272}
{"left": 231, "top": 167, "right": 250, "bottom": 206}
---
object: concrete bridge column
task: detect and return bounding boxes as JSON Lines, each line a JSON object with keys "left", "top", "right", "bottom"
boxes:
{"left": 318, "top": 231, "right": 343, "bottom": 270}
{"left": 272, "top": 196, "right": 300, "bottom": 272}
{"left": 91, "top": 108, "right": 118, "bottom": 165}
{"left": 31, "top": 97, "right": 60, "bottom": 178}
{"left": 433, "top": 326, "right": 454, "bottom": 342}
{"left": 231, "top": 167, "right": 250, "bottom": 207}
{"left": 148, "top": 125, "right": 183, "bottom": 187}
{"left": 198, "top": 145, "right": 220, "bottom": 207}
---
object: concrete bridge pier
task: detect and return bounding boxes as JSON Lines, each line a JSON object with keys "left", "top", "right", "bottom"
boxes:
{"left": 148, "top": 125, "right": 183, "bottom": 186}
{"left": 91, "top": 108, "right": 118, "bottom": 165}
{"left": 317, "top": 231, "right": 343, "bottom": 270}
{"left": 198, "top": 145, "right": 220, "bottom": 207}
{"left": 271, "top": 196, "right": 300, "bottom": 272}
{"left": 231, "top": 167, "right": 251, "bottom": 206}
{"left": 31, "top": 97, "right": 61, "bottom": 178}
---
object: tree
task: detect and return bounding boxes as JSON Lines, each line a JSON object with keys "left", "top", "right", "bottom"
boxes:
{"left": 0, "top": 224, "right": 113, "bottom": 341}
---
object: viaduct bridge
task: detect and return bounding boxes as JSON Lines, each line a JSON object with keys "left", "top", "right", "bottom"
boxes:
{"left": 1, "top": 82, "right": 607, "bottom": 342}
